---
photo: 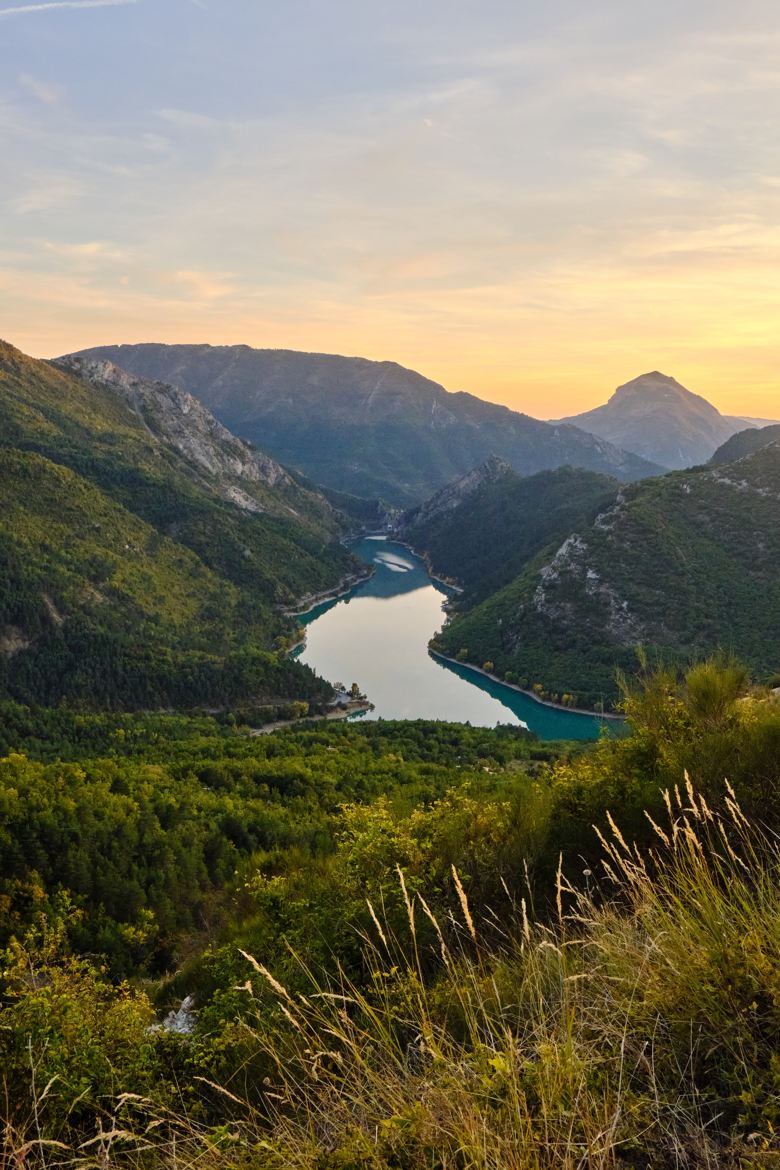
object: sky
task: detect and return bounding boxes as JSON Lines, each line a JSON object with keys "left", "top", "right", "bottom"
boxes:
{"left": 1, "top": 0, "right": 779, "bottom": 419}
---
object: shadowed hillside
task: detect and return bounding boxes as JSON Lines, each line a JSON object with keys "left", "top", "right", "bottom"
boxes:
{"left": 432, "top": 443, "right": 780, "bottom": 707}
{"left": 70, "top": 343, "right": 664, "bottom": 505}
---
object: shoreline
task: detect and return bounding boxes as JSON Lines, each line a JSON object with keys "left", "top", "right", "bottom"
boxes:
{"left": 283, "top": 566, "right": 374, "bottom": 619}
{"left": 287, "top": 535, "right": 622, "bottom": 724}
{"left": 429, "top": 649, "right": 625, "bottom": 721}
{"left": 249, "top": 698, "right": 374, "bottom": 736}
{"left": 390, "top": 537, "right": 464, "bottom": 595}
{"left": 284, "top": 560, "right": 375, "bottom": 702}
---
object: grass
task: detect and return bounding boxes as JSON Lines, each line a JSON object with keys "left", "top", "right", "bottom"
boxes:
{"left": 6, "top": 779, "right": 780, "bottom": 1168}
{"left": 236, "top": 779, "right": 780, "bottom": 1168}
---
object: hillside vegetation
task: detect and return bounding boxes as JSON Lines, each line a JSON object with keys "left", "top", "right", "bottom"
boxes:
{"left": 0, "top": 341, "right": 355, "bottom": 709}
{"left": 711, "top": 423, "right": 780, "bottom": 465}
{"left": 399, "top": 460, "right": 618, "bottom": 603}
{"left": 431, "top": 444, "right": 780, "bottom": 708}
{"left": 71, "top": 343, "right": 663, "bottom": 505}
{"left": 3, "top": 662, "right": 780, "bottom": 1167}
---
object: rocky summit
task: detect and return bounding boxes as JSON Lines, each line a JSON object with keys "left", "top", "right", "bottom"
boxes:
{"left": 559, "top": 370, "right": 771, "bottom": 470}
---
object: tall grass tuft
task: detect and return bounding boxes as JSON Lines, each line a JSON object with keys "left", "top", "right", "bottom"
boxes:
{"left": 8, "top": 783, "right": 780, "bottom": 1168}
{"left": 223, "top": 783, "right": 780, "bottom": 1168}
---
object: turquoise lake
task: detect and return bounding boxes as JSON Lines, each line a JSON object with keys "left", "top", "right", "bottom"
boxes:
{"left": 296, "top": 538, "right": 612, "bottom": 740}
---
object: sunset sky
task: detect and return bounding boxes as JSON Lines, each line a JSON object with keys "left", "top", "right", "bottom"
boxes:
{"left": 1, "top": 0, "right": 779, "bottom": 419}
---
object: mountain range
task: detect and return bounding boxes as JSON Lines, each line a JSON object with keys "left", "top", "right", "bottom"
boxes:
{"left": 559, "top": 371, "right": 776, "bottom": 469}
{"left": 68, "top": 344, "right": 664, "bottom": 505}
{"left": 0, "top": 341, "right": 356, "bottom": 711}
{"left": 6, "top": 333, "right": 778, "bottom": 714}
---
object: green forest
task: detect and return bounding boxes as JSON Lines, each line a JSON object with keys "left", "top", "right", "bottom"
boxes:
{"left": 401, "top": 463, "right": 618, "bottom": 604}
{"left": 428, "top": 447, "right": 780, "bottom": 709}
{"left": 4, "top": 340, "right": 780, "bottom": 1167}
{"left": 3, "top": 660, "right": 780, "bottom": 1167}
{"left": 0, "top": 343, "right": 355, "bottom": 711}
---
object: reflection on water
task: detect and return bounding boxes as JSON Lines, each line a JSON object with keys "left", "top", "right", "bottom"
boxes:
{"left": 296, "top": 537, "right": 611, "bottom": 740}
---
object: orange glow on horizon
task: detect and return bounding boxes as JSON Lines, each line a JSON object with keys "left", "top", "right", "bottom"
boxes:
{"left": 4, "top": 246, "right": 779, "bottom": 421}
{"left": 9, "top": 321, "right": 779, "bottom": 424}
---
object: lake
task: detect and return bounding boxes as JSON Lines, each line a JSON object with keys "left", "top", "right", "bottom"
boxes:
{"left": 296, "top": 537, "right": 611, "bottom": 740}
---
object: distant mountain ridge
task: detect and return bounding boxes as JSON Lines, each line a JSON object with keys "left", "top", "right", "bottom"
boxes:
{"left": 68, "top": 344, "right": 664, "bottom": 505}
{"left": 559, "top": 371, "right": 774, "bottom": 470}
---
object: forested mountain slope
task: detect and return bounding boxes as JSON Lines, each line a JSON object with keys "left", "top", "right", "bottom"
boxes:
{"left": 434, "top": 444, "right": 780, "bottom": 707}
{"left": 710, "top": 422, "right": 780, "bottom": 465}
{"left": 54, "top": 354, "right": 338, "bottom": 529}
{"left": 399, "top": 459, "right": 618, "bottom": 603}
{"left": 70, "top": 343, "right": 663, "bottom": 504}
{"left": 0, "top": 340, "right": 355, "bottom": 709}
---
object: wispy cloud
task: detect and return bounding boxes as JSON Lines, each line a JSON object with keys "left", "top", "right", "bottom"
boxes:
{"left": 18, "top": 72, "right": 63, "bottom": 105}
{"left": 156, "top": 107, "right": 220, "bottom": 130}
{"left": 45, "top": 240, "right": 128, "bottom": 262}
{"left": 171, "top": 270, "right": 235, "bottom": 299}
{"left": 9, "top": 175, "right": 83, "bottom": 215}
{"left": 0, "top": 0, "right": 136, "bottom": 18}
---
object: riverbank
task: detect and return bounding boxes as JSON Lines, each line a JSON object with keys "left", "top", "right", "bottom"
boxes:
{"left": 249, "top": 698, "right": 375, "bottom": 736}
{"left": 430, "top": 649, "right": 625, "bottom": 721}
{"left": 390, "top": 538, "right": 464, "bottom": 595}
{"left": 283, "top": 566, "right": 374, "bottom": 619}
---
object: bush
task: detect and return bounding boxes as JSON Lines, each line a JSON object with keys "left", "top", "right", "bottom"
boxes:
{"left": 219, "top": 784, "right": 780, "bottom": 1168}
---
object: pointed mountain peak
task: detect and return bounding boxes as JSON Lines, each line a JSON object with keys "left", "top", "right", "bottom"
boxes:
{"left": 559, "top": 371, "right": 748, "bottom": 469}
{"left": 609, "top": 371, "right": 720, "bottom": 414}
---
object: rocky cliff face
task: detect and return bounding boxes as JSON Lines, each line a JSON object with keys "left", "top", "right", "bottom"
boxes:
{"left": 398, "top": 456, "right": 512, "bottom": 531}
{"left": 55, "top": 355, "right": 302, "bottom": 517}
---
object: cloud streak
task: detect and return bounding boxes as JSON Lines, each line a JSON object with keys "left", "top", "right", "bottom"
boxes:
{"left": 0, "top": 0, "right": 136, "bottom": 18}
{"left": 2, "top": 0, "right": 780, "bottom": 420}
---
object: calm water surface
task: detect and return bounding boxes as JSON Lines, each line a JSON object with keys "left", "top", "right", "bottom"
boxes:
{"left": 296, "top": 538, "right": 610, "bottom": 740}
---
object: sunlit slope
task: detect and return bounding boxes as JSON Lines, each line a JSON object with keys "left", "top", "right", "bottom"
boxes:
{"left": 0, "top": 341, "right": 355, "bottom": 708}
{"left": 0, "top": 341, "right": 353, "bottom": 604}
{"left": 0, "top": 448, "right": 337, "bottom": 709}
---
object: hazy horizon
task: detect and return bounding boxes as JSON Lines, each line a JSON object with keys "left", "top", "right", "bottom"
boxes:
{"left": 2, "top": 0, "right": 779, "bottom": 418}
